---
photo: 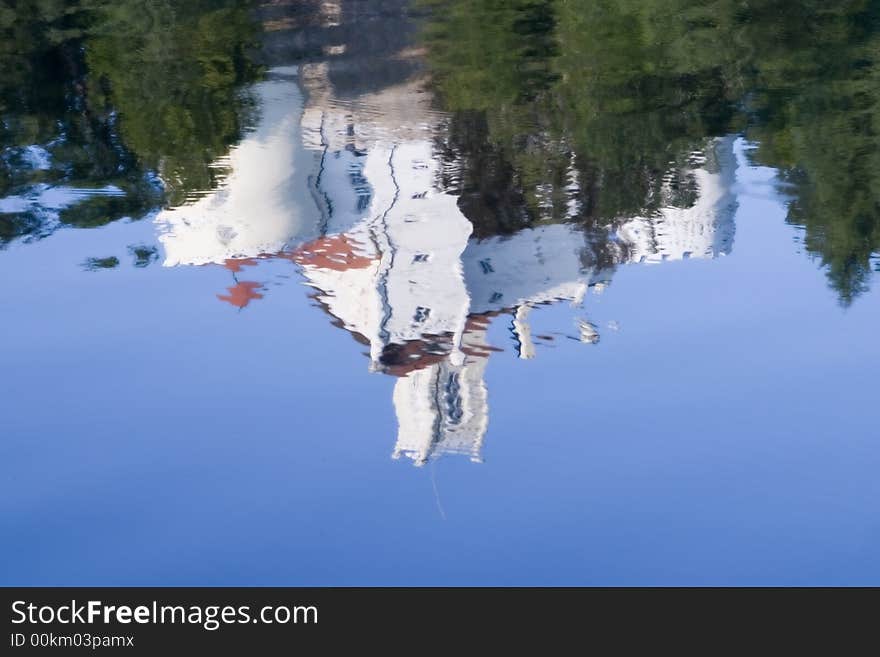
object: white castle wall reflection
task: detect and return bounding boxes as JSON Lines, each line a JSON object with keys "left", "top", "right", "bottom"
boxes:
{"left": 155, "top": 62, "right": 738, "bottom": 467}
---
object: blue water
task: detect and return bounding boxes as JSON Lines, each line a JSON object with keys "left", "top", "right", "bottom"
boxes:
{"left": 2, "top": 141, "right": 877, "bottom": 585}
{"left": 2, "top": 1, "right": 879, "bottom": 586}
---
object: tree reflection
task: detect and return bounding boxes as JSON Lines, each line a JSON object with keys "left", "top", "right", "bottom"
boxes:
{"left": 422, "top": 0, "right": 880, "bottom": 303}
{"left": 84, "top": 0, "right": 262, "bottom": 206}
{"left": 1, "top": 0, "right": 878, "bottom": 304}
{"left": 0, "top": 0, "right": 260, "bottom": 242}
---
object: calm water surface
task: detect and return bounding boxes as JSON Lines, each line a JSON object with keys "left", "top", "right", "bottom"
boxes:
{"left": 2, "top": 1, "right": 879, "bottom": 585}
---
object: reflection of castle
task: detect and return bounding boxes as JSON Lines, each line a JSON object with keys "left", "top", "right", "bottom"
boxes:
{"left": 153, "top": 37, "right": 738, "bottom": 466}
{"left": 290, "top": 66, "right": 738, "bottom": 465}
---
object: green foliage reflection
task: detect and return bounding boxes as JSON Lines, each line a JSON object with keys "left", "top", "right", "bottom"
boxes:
{"left": 423, "top": 0, "right": 880, "bottom": 303}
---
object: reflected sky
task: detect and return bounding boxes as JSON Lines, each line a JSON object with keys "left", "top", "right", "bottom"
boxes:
{"left": 1, "top": 0, "right": 879, "bottom": 585}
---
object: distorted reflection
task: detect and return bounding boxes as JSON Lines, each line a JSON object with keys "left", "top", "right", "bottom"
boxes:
{"left": 0, "top": 0, "right": 257, "bottom": 242}
{"left": 155, "top": 67, "right": 312, "bottom": 266}
{"left": 285, "top": 86, "right": 735, "bottom": 466}
{"left": 2, "top": 0, "right": 879, "bottom": 466}
{"left": 150, "top": 31, "right": 737, "bottom": 464}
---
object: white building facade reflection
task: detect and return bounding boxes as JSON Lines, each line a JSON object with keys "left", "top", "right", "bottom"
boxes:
{"left": 154, "top": 53, "right": 738, "bottom": 466}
